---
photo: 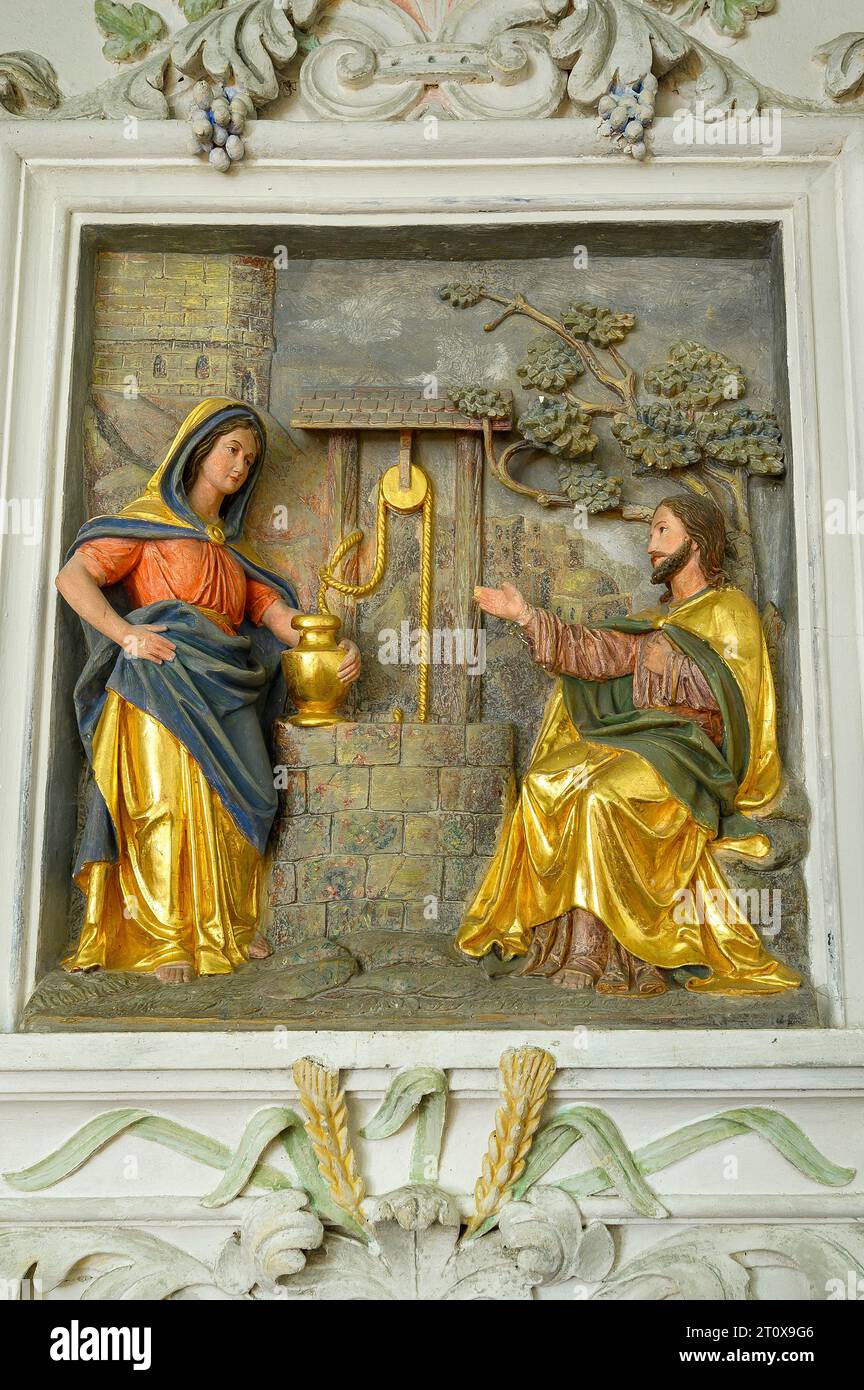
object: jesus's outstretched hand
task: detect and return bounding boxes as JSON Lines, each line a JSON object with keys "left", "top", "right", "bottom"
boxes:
{"left": 473, "top": 582, "right": 531, "bottom": 624}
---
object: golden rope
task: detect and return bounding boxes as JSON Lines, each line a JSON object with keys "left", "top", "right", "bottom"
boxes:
{"left": 317, "top": 484, "right": 389, "bottom": 615}
{"left": 317, "top": 469, "right": 435, "bottom": 723}
{"left": 415, "top": 487, "right": 434, "bottom": 722}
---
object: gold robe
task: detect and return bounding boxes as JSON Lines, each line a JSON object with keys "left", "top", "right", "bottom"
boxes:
{"left": 63, "top": 397, "right": 289, "bottom": 977}
{"left": 456, "top": 586, "right": 801, "bottom": 995}
{"left": 73, "top": 693, "right": 262, "bottom": 974}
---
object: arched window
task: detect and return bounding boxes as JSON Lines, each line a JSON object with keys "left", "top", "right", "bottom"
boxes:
{"left": 241, "top": 370, "right": 256, "bottom": 404}
{"left": 153, "top": 355, "right": 167, "bottom": 378}
{"left": 195, "top": 354, "right": 210, "bottom": 379}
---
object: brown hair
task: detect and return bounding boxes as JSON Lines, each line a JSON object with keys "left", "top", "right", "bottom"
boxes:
{"left": 655, "top": 493, "right": 729, "bottom": 600}
{"left": 182, "top": 413, "right": 261, "bottom": 498}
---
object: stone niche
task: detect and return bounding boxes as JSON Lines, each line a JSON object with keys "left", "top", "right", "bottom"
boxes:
{"left": 269, "top": 719, "right": 516, "bottom": 945}
{"left": 23, "top": 216, "right": 813, "bottom": 1025}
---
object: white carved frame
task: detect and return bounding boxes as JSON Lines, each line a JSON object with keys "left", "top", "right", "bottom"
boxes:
{"left": 0, "top": 115, "right": 862, "bottom": 1108}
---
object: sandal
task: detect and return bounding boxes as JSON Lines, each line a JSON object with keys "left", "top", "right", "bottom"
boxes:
{"left": 554, "top": 963, "right": 602, "bottom": 991}
{"left": 632, "top": 958, "right": 668, "bottom": 996}
{"left": 596, "top": 936, "right": 631, "bottom": 994}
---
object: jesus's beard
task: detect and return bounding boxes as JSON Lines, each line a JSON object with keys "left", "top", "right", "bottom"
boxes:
{"left": 650, "top": 538, "right": 693, "bottom": 587}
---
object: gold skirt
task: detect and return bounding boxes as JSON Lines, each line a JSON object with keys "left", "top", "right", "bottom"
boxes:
{"left": 456, "top": 684, "right": 801, "bottom": 996}
{"left": 64, "top": 690, "right": 263, "bottom": 975}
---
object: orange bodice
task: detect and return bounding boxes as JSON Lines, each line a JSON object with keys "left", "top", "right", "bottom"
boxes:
{"left": 77, "top": 535, "right": 280, "bottom": 631}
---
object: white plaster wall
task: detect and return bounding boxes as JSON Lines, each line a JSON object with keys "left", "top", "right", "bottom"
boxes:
{"left": 0, "top": 115, "right": 861, "bottom": 1299}
{"left": 1, "top": 3, "right": 863, "bottom": 1302}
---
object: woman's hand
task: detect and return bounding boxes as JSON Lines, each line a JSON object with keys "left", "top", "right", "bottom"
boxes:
{"left": 337, "top": 638, "right": 361, "bottom": 684}
{"left": 121, "top": 624, "right": 176, "bottom": 665}
{"left": 473, "top": 582, "right": 530, "bottom": 623}
{"left": 55, "top": 551, "right": 141, "bottom": 652}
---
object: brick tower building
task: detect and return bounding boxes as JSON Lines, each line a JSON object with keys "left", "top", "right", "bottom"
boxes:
{"left": 91, "top": 251, "right": 275, "bottom": 405}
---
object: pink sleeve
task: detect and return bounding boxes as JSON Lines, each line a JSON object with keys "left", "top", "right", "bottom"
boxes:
{"left": 632, "top": 632, "right": 720, "bottom": 712}
{"left": 245, "top": 577, "right": 281, "bottom": 626}
{"left": 519, "top": 608, "right": 638, "bottom": 679}
{"left": 76, "top": 537, "right": 144, "bottom": 585}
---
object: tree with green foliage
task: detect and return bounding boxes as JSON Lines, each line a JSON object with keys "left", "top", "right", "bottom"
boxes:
{"left": 439, "top": 281, "right": 786, "bottom": 596}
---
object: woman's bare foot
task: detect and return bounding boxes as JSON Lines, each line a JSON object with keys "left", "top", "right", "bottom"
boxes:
{"left": 154, "top": 962, "right": 194, "bottom": 985}
{"left": 247, "top": 933, "right": 271, "bottom": 960}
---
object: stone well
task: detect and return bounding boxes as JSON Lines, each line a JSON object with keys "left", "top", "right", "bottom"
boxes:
{"left": 267, "top": 719, "right": 518, "bottom": 944}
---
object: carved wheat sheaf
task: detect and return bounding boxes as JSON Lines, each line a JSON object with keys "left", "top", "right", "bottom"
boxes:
{"left": 466, "top": 1046, "right": 556, "bottom": 1237}
{"left": 292, "top": 1058, "right": 367, "bottom": 1228}
{"left": 2, "top": 1070, "right": 859, "bottom": 1298}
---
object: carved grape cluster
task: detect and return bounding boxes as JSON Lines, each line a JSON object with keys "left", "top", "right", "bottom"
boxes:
{"left": 597, "top": 74, "right": 658, "bottom": 161}
{"left": 188, "top": 79, "right": 252, "bottom": 172}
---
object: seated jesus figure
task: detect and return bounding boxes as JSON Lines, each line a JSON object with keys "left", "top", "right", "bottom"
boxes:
{"left": 456, "top": 494, "right": 801, "bottom": 998}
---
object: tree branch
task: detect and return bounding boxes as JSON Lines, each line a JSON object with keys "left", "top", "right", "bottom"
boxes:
{"left": 480, "top": 289, "right": 634, "bottom": 408}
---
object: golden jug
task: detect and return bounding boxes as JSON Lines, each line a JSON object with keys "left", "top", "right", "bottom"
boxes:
{"left": 281, "top": 613, "right": 349, "bottom": 727}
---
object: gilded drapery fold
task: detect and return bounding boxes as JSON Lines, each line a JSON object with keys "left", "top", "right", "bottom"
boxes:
{"left": 63, "top": 399, "right": 296, "bottom": 976}
{"left": 457, "top": 588, "right": 800, "bottom": 996}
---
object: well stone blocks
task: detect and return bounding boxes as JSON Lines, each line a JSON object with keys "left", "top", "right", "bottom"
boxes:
{"left": 336, "top": 722, "right": 401, "bottom": 765}
{"left": 366, "top": 854, "right": 443, "bottom": 901}
{"left": 403, "top": 811, "right": 473, "bottom": 856}
{"left": 279, "top": 771, "right": 306, "bottom": 815}
{"left": 272, "top": 813, "right": 330, "bottom": 860}
{"left": 439, "top": 766, "right": 515, "bottom": 814}
{"left": 444, "top": 857, "right": 487, "bottom": 900}
{"left": 370, "top": 766, "right": 438, "bottom": 812}
{"left": 401, "top": 724, "right": 465, "bottom": 765}
{"left": 270, "top": 861, "right": 297, "bottom": 906}
{"left": 403, "top": 900, "right": 467, "bottom": 934}
{"left": 297, "top": 854, "right": 366, "bottom": 902}
{"left": 270, "top": 903, "right": 327, "bottom": 947}
{"left": 268, "top": 717, "right": 517, "bottom": 940}
{"left": 326, "top": 900, "right": 403, "bottom": 934}
{"left": 466, "top": 722, "right": 515, "bottom": 766}
{"left": 474, "top": 813, "right": 505, "bottom": 854}
{"left": 307, "top": 766, "right": 369, "bottom": 812}
{"left": 274, "top": 723, "right": 336, "bottom": 767}
{"left": 332, "top": 810, "right": 403, "bottom": 854}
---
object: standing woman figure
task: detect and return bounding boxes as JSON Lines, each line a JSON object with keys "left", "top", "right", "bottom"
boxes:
{"left": 56, "top": 397, "right": 360, "bottom": 983}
